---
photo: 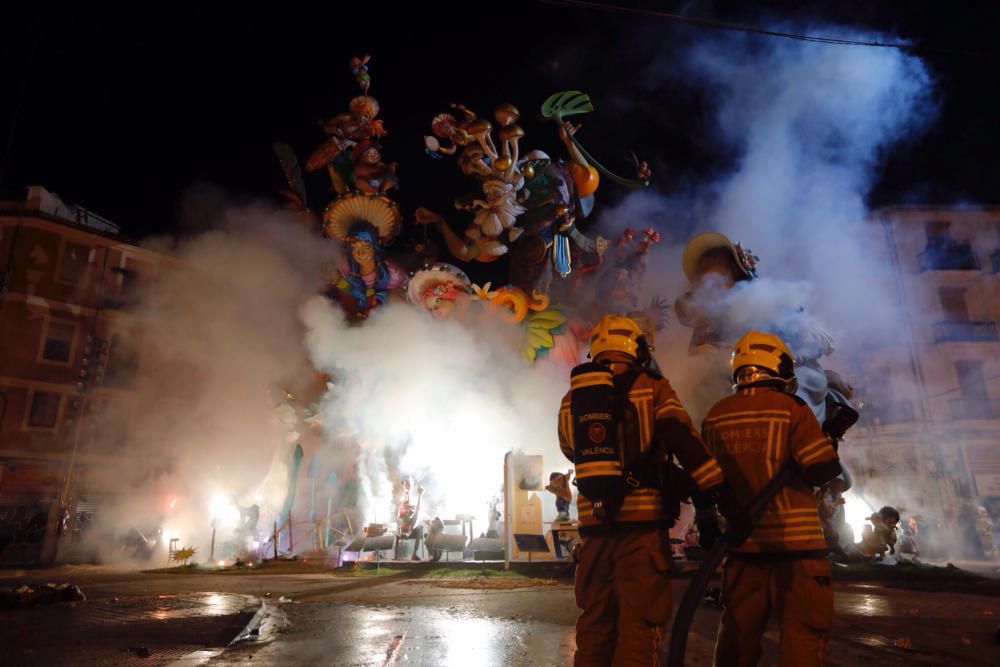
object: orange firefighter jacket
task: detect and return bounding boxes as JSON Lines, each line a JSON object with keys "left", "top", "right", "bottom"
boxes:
{"left": 559, "top": 352, "right": 725, "bottom": 533}
{"left": 702, "top": 385, "right": 840, "bottom": 556}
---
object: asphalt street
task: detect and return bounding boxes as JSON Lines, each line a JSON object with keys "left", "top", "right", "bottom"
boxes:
{"left": 2, "top": 563, "right": 999, "bottom": 666}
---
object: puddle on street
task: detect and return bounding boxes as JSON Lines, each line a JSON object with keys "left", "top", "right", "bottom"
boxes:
{"left": 85, "top": 592, "right": 258, "bottom": 623}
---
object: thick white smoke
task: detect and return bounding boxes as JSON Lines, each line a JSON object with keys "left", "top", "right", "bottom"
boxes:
{"left": 597, "top": 29, "right": 934, "bottom": 397}
{"left": 299, "top": 298, "right": 568, "bottom": 523}
{"left": 686, "top": 33, "right": 934, "bottom": 333}
{"left": 79, "top": 205, "right": 335, "bottom": 563}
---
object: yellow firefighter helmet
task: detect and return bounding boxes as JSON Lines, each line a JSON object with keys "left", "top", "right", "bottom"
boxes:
{"left": 590, "top": 315, "right": 643, "bottom": 359}
{"left": 731, "top": 330, "right": 797, "bottom": 391}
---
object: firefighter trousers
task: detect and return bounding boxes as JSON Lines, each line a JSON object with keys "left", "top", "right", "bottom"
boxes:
{"left": 714, "top": 556, "right": 833, "bottom": 667}
{"left": 574, "top": 528, "right": 673, "bottom": 667}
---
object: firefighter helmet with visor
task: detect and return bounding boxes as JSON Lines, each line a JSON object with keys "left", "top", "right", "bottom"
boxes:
{"left": 731, "top": 330, "right": 797, "bottom": 393}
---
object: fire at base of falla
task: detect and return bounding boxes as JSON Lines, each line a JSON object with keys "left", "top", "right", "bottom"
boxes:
{"left": 140, "top": 55, "right": 906, "bottom": 569}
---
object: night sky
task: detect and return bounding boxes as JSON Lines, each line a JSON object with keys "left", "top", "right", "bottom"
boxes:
{"left": 2, "top": 1, "right": 1000, "bottom": 240}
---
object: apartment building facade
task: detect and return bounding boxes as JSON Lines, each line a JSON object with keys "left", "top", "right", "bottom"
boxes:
{"left": 839, "top": 206, "right": 1000, "bottom": 555}
{"left": 0, "top": 186, "right": 167, "bottom": 563}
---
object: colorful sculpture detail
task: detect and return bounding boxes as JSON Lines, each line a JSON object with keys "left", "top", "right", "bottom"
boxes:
{"left": 422, "top": 103, "right": 529, "bottom": 258}
{"left": 273, "top": 55, "right": 406, "bottom": 322}
{"left": 419, "top": 91, "right": 650, "bottom": 293}
{"left": 327, "top": 220, "right": 406, "bottom": 321}
{"left": 406, "top": 263, "right": 473, "bottom": 319}
{"left": 274, "top": 58, "right": 670, "bottom": 349}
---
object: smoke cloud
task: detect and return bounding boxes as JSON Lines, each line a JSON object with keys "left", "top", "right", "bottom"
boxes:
{"left": 299, "top": 298, "right": 567, "bottom": 524}
{"left": 596, "top": 27, "right": 939, "bottom": 548}
{"left": 77, "top": 205, "right": 336, "bottom": 563}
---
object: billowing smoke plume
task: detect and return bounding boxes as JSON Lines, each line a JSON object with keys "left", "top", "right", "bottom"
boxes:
{"left": 598, "top": 28, "right": 937, "bottom": 548}
{"left": 84, "top": 201, "right": 570, "bottom": 563}
{"left": 79, "top": 205, "right": 336, "bottom": 563}
{"left": 605, "top": 29, "right": 934, "bottom": 348}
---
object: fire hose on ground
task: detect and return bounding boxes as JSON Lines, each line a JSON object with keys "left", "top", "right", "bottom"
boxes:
{"left": 665, "top": 461, "right": 798, "bottom": 667}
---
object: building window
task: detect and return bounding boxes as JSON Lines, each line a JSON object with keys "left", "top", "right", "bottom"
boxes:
{"left": 40, "top": 320, "right": 77, "bottom": 363}
{"left": 938, "top": 287, "right": 969, "bottom": 321}
{"left": 918, "top": 222, "right": 980, "bottom": 271}
{"left": 56, "top": 241, "right": 92, "bottom": 284}
{"left": 27, "top": 391, "right": 62, "bottom": 428}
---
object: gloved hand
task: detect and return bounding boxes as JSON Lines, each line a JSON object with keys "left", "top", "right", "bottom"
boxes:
{"left": 712, "top": 484, "right": 752, "bottom": 547}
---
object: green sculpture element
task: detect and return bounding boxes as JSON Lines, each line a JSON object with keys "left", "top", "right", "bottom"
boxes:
{"left": 540, "top": 90, "right": 650, "bottom": 189}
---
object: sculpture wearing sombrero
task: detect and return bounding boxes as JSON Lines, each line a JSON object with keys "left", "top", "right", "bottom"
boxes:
{"left": 675, "top": 231, "right": 857, "bottom": 440}
{"left": 272, "top": 53, "right": 404, "bottom": 294}
{"left": 315, "top": 57, "right": 403, "bottom": 263}
{"left": 675, "top": 231, "right": 759, "bottom": 350}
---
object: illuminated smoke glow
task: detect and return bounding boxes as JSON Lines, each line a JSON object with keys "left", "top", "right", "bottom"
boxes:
{"left": 299, "top": 297, "right": 568, "bottom": 523}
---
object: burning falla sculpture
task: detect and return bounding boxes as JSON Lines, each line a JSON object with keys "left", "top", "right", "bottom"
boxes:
{"left": 418, "top": 91, "right": 650, "bottom": 292}
{"left": 273, "top": 55, "right": 404, "bottom": 321}
{"left": 422, "top": 103, "right": 529, "bottom": 259}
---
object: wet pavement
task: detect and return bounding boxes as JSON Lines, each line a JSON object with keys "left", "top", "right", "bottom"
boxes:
{"left": 2, "top": 565, "right": 999, "bottom": 666}
{"left": 209, "top": 582, "right": 1000, "bottom": 667}
{"left": 0, "top": 591, "right": 257, "bottom": 666}
{"left": 214, "top": 603, "right": 575, "bottom": 667}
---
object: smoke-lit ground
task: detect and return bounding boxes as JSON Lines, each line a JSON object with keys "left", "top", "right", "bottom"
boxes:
{"left": 68, "top": 23, "right": 996, "bottom": 566}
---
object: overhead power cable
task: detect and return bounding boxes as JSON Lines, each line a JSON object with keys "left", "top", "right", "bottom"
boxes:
{"left": 542, "top": 0, "right": 996, "bottom": 57}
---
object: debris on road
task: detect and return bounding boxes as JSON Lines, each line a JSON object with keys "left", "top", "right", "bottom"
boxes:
{"left": 0, "top": 583, "right": 86, "bottom": 608}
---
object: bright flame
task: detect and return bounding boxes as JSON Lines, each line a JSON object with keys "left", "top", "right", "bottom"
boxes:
{"left": 843, "top": 492, "right": 876, "bottom": 543}
{"left": 217, "top": 560, "right": 226, "bottom": 567}
{"left": 168, "top": 497, "right": 177, "bottom": 510}
{"left": 208, "top": 494, "right": 240, "bottom": 527}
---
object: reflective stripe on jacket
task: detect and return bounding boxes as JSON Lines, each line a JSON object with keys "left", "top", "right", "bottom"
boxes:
{"left": 702, "top": 385, "right": 839, "bottom": 555}
{"left": 559, "top": 352, "right": 724, "bottom": 531}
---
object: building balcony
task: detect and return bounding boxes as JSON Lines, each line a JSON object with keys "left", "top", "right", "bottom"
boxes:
{"left": 949, "top": 398, "right": 1000, "bottom": 420}
{"left": 932, "top": 320, "right": 999, "bottom": 343}
{"left": 918, "top": 242, "right": 980, "bottom": 272}
{"left": 859, "top": 399, "right": 916, "bottom": 426}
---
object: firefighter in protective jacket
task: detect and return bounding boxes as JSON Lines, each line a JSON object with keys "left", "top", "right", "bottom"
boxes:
{"left": 558, "top": 314, "right": 749, "bottom": 667}
{"left": 703, "top": 331, "right": 842, "bottom": 667}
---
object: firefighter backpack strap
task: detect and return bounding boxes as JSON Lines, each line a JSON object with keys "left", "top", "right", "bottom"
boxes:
{"left": 570, "top": 362, "right": 624, "bottom": 520}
